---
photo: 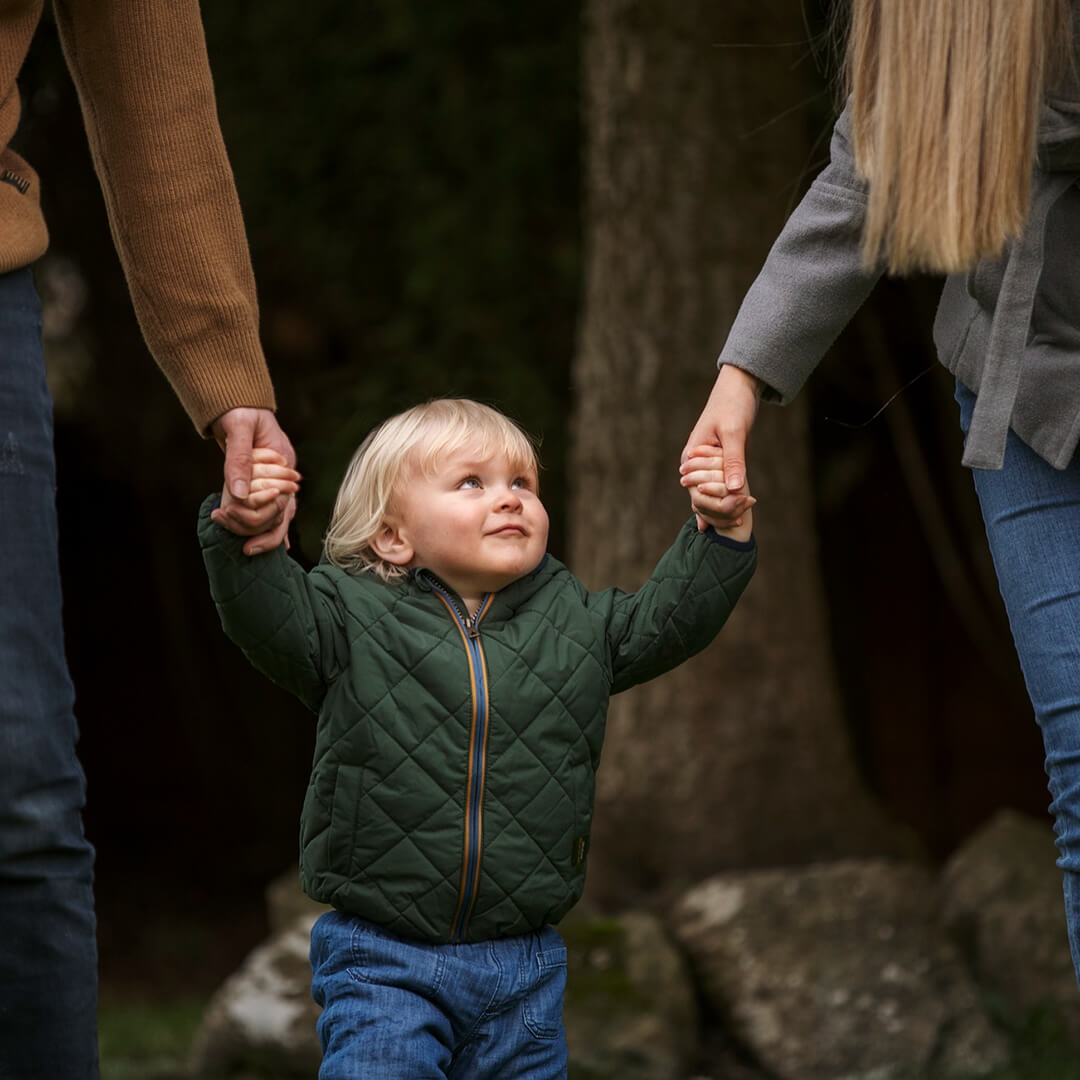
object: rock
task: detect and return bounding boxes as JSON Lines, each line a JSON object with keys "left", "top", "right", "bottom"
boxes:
{"left": 562, "top": 908, "right": 699, "bottom": 1080}
{"left": 265, "top": 866, "right": 330, "bottom": 936}
{"left": 673, "top": 859, "right": 1009, "bottom": 1080}
{"left": 940, "top": 808, "right": 1080, "bottom": 1042}
{"left": 188, "top": 912, "right": 323, "bottom": 1079}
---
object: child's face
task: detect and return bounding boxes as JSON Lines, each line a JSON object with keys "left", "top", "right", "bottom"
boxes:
{"left": 384, "top": 444, "right": 549, "bottom": 607}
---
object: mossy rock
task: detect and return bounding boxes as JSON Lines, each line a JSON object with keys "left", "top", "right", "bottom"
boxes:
{"left": 560, "top": 908, "right": 699, "bottom": 1080}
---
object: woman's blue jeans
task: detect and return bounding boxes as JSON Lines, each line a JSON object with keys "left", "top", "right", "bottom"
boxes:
{"left": 957, "top": 379, "right": 1080, "bottom": 985}
{"left": 0, "top": 267, "right": 98, "bottom": 1078}
{"left": 310, "top": 911, "right": 568, "bottom": 1079}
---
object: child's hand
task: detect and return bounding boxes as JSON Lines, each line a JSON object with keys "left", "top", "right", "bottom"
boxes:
{"left": 211, "top": 448, "right": 301, "bottom": 553}
{"left": 248, "top": 448, "right": 302, "bottom": 502}
{"left": 679, "top": 444, "right": 755, "bottom": 542}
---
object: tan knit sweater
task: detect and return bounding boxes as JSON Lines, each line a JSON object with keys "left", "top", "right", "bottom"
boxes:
{"left": 0, "top": 0, "right": 275, "bottom": 431}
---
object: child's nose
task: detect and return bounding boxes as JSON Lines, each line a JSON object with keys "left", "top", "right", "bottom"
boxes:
{"left": 496, "top": 487, "right": 522, "bottom": 510}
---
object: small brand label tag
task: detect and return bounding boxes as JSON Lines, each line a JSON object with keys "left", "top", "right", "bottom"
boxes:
{"left": 572, "top": 835, "right": 588, "bottom": 866}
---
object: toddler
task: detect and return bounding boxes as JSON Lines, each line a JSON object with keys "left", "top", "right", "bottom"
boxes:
{"left": 198, "top": 398, "right": 755, "bottom": 1079}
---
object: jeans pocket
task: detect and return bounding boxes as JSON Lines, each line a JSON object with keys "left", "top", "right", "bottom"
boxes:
{"left": 522, "top": 943, "right": 568, "bottom": 1040}
{"left": 349, "top": 918, "right": 443, "bottom": 996}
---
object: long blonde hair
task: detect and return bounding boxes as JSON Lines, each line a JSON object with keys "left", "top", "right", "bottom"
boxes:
{"left": 323, "top": 398, "right": 541, "bottom": 580}
{"left": 844, "top": 0, "right": 1073, "bottom": 274}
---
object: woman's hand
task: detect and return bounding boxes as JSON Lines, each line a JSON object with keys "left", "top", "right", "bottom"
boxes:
{"left": 680, "top": 445, "right": 755, "bottom": 541}
{"left": 681, "top": 365, "right": 763, "bottom": 529}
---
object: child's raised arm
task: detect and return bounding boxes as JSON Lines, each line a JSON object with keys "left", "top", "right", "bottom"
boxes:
{"left": 679, "top": 444, "right": 755, "bottom": 543}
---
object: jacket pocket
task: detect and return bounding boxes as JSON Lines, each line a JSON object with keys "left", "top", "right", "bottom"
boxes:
{"left": 570, "top": 759, "right": 595, "bottom": 875}
{"left": 329, "top": 763, "right": 365, "bottom": 878}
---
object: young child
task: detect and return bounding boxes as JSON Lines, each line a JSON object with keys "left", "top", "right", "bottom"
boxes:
{"left": 198, "top": 398, "right": 756, "bottom": 1080}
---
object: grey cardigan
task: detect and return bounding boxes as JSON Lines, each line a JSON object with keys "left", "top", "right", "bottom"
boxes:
{"left": 719, "top": 90, "right": 1080, "bottom": 470}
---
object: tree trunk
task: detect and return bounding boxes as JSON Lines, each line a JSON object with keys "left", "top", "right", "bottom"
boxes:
{"left": 573, "top": 0, "right": 913, "bottom": 907}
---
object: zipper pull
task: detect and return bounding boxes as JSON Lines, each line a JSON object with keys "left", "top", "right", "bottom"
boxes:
{"left": 465, "top": 615, "right": 480, "bottom": 640}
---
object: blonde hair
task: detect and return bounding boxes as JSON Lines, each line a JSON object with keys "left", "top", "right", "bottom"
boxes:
{"left": 323, "top": 398, "right": 541, "bottom": 580}
{"left": 845, "top": 0, "right": 1073, "bottom": 274}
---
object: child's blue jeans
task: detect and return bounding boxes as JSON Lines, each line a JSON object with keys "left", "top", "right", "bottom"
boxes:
{"left": 957, "top": 379, "right": 1080, "bottom": 986}
{"left": 0, "top": 266, "right": 98, "bottom": 1077}
{"left": 310, "top": 910, "right": 568, "bottom": 1079}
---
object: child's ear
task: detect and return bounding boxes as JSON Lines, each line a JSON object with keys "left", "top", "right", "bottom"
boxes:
{"left": 371, "top": 520, "right": 413, "bottom": 566}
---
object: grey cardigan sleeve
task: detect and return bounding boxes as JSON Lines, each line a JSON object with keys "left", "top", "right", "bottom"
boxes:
{"left": 717, "top": 102, "right": 883, "bottom": 403}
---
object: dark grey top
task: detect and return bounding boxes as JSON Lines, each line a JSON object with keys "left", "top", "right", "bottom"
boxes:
{"left": 718, "top": 38, "right": 1080, "bottom": 470}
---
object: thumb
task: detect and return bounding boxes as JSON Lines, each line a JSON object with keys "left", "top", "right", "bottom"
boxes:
{"left": 223, "top": 418, "right": 256, "bottom": 499}
{"left": 722, "top": 432, "right": 748, "bottom": 493}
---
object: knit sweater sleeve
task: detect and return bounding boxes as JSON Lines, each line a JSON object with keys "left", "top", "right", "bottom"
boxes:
{"left": 590, "top": 521, "right": 757, "bottom": 695}
{"left": 198, "top": 496, "right": 347, "bottom": 713}
{"left": 53, "top": 0, "right": 275, "bottom": 433}
{"left": 717, "top": 101, "right": 883, "bottom": 404}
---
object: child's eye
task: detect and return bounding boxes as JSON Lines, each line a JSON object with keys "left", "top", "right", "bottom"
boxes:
{"left": 459, "top": 476, "right": 482, "bottom": 490}
{"left": 510, "top": 477, "right": 528, "bottom": 490}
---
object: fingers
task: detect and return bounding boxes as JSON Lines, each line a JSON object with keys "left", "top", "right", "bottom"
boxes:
{"left": 250, "top": 460, "right": 301, "bottom": 491}
{"left": 220, "top": 414, "right": 256, "bottom": 500}
{"left": 681, "top": 445, "right": 726, "bottom": 468}
{"left": 680, "top": 446, "right": 728, "bottom": 495}
{"left": 242, "top": 493, "right": 298, "bottom": 556}
{"left": 720, "top": 438, "right": 747, "bottom": 494}
{"left": 212, "top": 487, "right": 298, "bottom": 557}
{"left": 245, "top": 484, "right": 291, "bottom": 508}
{"left": 681, "top": 475, "right": 728, "bottom": 498}
{"left": 690, "top": 490, "right": 756, "bottom": 521}
{"left": 683, "top": 490, "right": 753, "bottom": 534}
{"left": 212, "top": 497, "right": 284, "bottom": 535}
{"left": 212, "top": 408, "right": 298, "bottom": 502}
{"left": 251, "top": 447, "right": 292, "bottom": 468}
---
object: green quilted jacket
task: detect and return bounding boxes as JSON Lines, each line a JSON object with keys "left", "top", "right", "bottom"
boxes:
{"left": 198, "top": 496, "right": 756, "bottom": 944}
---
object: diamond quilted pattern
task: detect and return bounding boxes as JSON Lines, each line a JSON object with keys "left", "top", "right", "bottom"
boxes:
{"left": 200, "top": 498, "right": 755, "bottom": 943}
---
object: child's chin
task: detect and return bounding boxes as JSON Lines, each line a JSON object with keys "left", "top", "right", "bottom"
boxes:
{"left": 485, "top": 564, "right": 531, "bottom": 590}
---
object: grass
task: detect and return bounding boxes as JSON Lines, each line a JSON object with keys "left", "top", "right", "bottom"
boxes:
{"left": 93, "top": 988, "right": 1080, "bottom": 1080}
{"left": 98, "top": 993, "right": 207, "bottom": 1080}
{"left": 976, "top": 1000, "right": 1080, "bottom": 1080}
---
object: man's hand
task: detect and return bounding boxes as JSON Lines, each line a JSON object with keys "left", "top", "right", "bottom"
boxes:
{"left": 210, "top": 447, "right": 300, "bottom": 550}
{"left": 681, "top": 365, "right": 762, "bottom": 529}
{"left": 211, "top": 407, "right": 298, "bottom": 555}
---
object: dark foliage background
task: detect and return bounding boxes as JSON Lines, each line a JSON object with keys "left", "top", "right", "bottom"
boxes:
{"left": 12, "top": 2, "right": 1043, "bottom": 994}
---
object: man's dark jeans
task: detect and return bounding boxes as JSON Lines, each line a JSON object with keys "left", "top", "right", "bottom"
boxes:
{"left": 0, "top": 266, "right": 98, "bottom": 1078}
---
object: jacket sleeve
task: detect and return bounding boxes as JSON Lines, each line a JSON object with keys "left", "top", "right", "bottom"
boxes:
{"left": 718, "top": 101, "right": 883, "bottom": 403}
{"left": 53, "top": 0, "right": 275, "bottom": 432}
{"left": 198, "top": 496, "right": 347, "bottom": 712}
{"left": 592, "top": 521, "right": 757, "bottom": 695}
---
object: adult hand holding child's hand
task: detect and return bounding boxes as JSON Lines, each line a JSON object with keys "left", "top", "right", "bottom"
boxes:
{"left": 211, "top": 444, "right": 301, "bottom": 555}
{"left": 680, "top": 444, "right": 755, "bottom": 542}
{"left": 682, "top": 365, "right": 762, "bottom": 530}
{"left": 211, "top": 408, "right": 300, "bottom": 555}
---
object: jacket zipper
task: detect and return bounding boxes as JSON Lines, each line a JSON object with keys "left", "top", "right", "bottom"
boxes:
{"left": 424, "top": 578, "right": 493, "bottom": 942}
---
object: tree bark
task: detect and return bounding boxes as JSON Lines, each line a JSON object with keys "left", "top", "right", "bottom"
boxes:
{"left": 573, "top": 0, "right": 913, "bottom": 906}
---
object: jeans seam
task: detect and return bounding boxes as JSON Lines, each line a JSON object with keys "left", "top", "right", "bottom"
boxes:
{"left": 459, "top": 940, "right": 504, "bottom": 1039}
